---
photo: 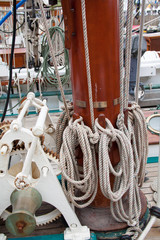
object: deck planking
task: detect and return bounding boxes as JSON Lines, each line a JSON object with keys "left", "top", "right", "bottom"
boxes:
{"left": 141, "top": 162, "right": 160, "bottom": 239}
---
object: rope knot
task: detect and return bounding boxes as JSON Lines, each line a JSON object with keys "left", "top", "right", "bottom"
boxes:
{"left": 68, "top": 117, "right": 82, "bottom": 136}
{"left": 124, "top": 226, "right": 142, "bottom": 239}
{"left": 109, "top": 129, "right": 116, "bottom": 142}
{"left": 105, "top": 119, "right": 117, "bottom": 142}
{"left": 61, "top": 102, "right": 73, "bottom": 112}
{"left": 127, "top": 220, "right": 137, "bottom": 227}
{"left": 89, "top": 132, "right": 99, "bottom": 144}
{"left": 116, "top": 113, "right": 124, "bottom": 131}
{"left": 127, "top": 102, "right": 140, "bottom": 111}
{"left": 95, "top": 118, "right": 117, "bottom": 142}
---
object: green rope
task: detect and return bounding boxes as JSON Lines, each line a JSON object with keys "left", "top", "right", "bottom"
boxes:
{"left": 41, "top": 26, "right": 70, "bottom": 86}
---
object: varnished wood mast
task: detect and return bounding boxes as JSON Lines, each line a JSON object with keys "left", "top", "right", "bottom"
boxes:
{"left": 61, "top": 0, "right": 147, "bottom": 232}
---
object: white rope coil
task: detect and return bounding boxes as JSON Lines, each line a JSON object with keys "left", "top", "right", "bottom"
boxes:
{"left": 60, "top": 117, "right": 98, "bottom": 208}
{"left": 127, "top": 102, "right": 148, "bottom": 186}
{"left": 56, "top": 103, "right": 74, "bottom": 154}
{"left": 95, "top": 117, "right": 142, "bottom": 227}
{"left": 95, "top": 118, "right": 132, "bottom": 202}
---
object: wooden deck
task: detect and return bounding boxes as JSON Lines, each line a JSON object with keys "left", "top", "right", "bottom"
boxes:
{"left": 141, "top": 109, "right": 160, "bottom": 239}
{"left": 141, "top": 162, "right": 160, "bottom": 239}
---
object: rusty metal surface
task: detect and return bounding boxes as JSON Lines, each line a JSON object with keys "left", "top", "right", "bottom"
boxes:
{"left": 5, "top": 188, "right": 42, "bottom": 237}
{"left": 0, "top": 203, "right": 67, "bottom": 238}
{"left": 6, "top": 212, "right": 36, "bottom": 237}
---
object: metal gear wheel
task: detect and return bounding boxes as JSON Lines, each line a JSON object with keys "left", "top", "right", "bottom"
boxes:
{"left": 1, "top": 208, "right": 61, "bottom": 226}
{"left": 0, "top": 121, "right": 62, "bottom": 226}
{"left": 0, "top": 120, "right": 11, "bottom": 139}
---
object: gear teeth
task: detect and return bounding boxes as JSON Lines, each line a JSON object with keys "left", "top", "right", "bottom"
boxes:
{"left": 40, "top": 135, "right": 45, "bottom": 145}
{"left": 0, "top": 120, "right": 11, "bottom": 139}
{"left": 0, "top": 132, "right": 5, "bottom": 139}
{"left": 20, "top": 142, "right": 25, "bottom": 150}
{"left": 50, "top": 150, "right": 54, "bottom": 157}
{"left": 46, "top": 148, "right": 50, "bottom": 154}
{"left": 36, "top": 212, "right": 62, "bottom": 226}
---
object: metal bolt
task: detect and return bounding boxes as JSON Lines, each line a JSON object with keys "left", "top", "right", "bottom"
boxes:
{"left": 0, "top": 145, "right": 8, "bottom": 155}
{"left": 70, "top": 223, "right": 77, "bottom": 228}
{"left": 41, "top": 166, "right": 49, "bottom": 177}
{"left": 12, "top": 123, "right": 19, "bottom": 131}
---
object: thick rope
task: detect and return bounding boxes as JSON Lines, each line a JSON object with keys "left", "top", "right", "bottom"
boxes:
{"left": 127, "top": 102, "right": 148, "bottom": 186}
{"left": 56, "top": 103, "right": 73, "bottom": 154}
{"left": 95, "top": 118, "right": 131, "bottom": 202}
{"left": 119, "top": 0, "right": 124, "bottom": 119}
{"left": 81, "top": 0, "right": 95, "bottom": 131}
{"left": 38, "top": 0, "right": 70, "bottom": 120}
{"left": 95, "top": 117, "right": 142, "bottom": 228}
{"left": 114, "top": 103, "right": 148, "bottom": 235}
{"left": 135, "top": 0, "right": 146, "bottom": 103}
{"left": 60, "top": 117, "right": 99, "bottom": 208}
{"left": 122, "top": 226, "right": 142, "bottom": 240}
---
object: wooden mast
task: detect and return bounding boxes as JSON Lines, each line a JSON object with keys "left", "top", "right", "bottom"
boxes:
{"left": 61, "top": 0, "right": 147, "bottom": 232}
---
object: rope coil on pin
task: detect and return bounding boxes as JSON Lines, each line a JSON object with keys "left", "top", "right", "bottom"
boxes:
{"left": 95, "top": 117, "right": 142, "bottom": 229}
{"left": 60, "top": 116, "right": 98, "bottom": 208}
{"left": 126, "top": 102, "right": 148, "bottom": 186}
{"left": 95, "top": 118, "right": 132, "bottom": 202}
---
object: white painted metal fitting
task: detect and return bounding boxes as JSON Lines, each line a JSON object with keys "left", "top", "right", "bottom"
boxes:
{"left": 32, "top": 126, "right": 44, "bottom": 137}
{"left": 41, "top": 166, "right": 49, "bottom": 177}
{"left": 46, "top": 126, "right": 55, "bottom": 134}
{"left": 0, "top": 234, "right": 7, "bottom": 240}
{"left": 0, "top": 145, "right": 8, "bottom": 155}
{"left": 27, "top": 92, "right": 35, "bottom": 100}
{"left": 64, "top": 225, "right": 90, "bottom": 240}
{"left": 11, "top": 120, "right": 22, "bottom": 131}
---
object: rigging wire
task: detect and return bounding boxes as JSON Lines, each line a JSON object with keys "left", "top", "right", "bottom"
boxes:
{"left": 135, "top": 0, "right": 146, "bottom": 103}
{"left": 1, "top": 0, "right": 17, "bottom": 122}
{"left": 0, "top": 18, "right": 25, "bottom": 34}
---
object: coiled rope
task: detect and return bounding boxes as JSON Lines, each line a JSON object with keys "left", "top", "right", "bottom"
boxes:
{"left": 95, "top": 118, "right": 142, "bottom": 228}
{"left": 116, "top": 0, "right": 148, "bottom": 237}
{"left": 95, "top": 118, "right": 132, "bottom": 202}
{"left": 56, "top": 3, "right": 148, "bottom": 239}
{"left": 127, "top": 102, "right": 148, "bottom": 186}
{"left": 60, "top": 117, "right": 98, "bottom": 208}
{"left": 56, "top": 103, "right": 74, "bottom": 154}
{"left": 41, "top": 26, "right": 70, "bottom": 87}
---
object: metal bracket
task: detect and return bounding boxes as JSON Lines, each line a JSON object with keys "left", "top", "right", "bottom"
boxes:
{"left": 113, "top": 98, "right": 120, "bottom": 106}
{"left": 93, "top": 101, "right": 107, "bottom": 109}
{"left": 76, "top": 100, "right": 87, "bottom": 108}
